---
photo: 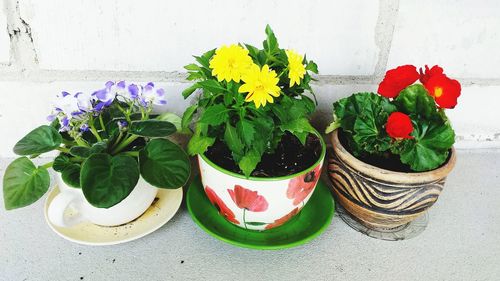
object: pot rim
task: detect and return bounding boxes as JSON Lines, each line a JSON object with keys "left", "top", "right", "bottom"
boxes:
{"left": 330, "top": 129, "right": 456, "bottom": 184}
{"left": 198, "top": 128, "right": 326, "bottom": 182}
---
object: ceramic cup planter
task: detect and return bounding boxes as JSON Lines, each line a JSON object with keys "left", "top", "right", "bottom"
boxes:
{"left": 328, "top": 129, "right": 456, "bottom": 230}
{"left": 198, "top": 131, "right": 326, "bottom": 231}
{"left": 48, "top": 174, "right": 158, "bottom": 227}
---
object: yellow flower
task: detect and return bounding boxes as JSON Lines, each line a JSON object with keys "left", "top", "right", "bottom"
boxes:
{"left": 209, "top": 44, "right": 253, "bottom": 83}
{"left": 286, "top": 50, "right": 306, "bottom": 87}
{"left": 238, "top": 64, "right": 281, "bottom": 108}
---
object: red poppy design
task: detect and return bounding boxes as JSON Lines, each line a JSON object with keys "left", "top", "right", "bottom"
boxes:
{"left": 205, "top": 186, "right": 239, "bottom": 224}
{"left": 265, "top": 207, "right": 300, "bottom": 230}
{"left": 385, "top": 112, "right": 414, "bottom": 139}
{"left": 419, "top": 65, "right": 461, "bottom": 108}
{"left": 287, "top": 165, "right": 321, "bottom": 206}
{"left": 378, "top": 65, "right": 420, "bottom": 98}
{"left": 228, "top": 185, "right": 268, "bottom": 212}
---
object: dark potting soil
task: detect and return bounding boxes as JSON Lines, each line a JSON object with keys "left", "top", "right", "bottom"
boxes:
{"left": 204, "top": 132, "right": 322, "bottom": 177}
{"left": 338, "top": 130, "right": 414, "bottom": 173}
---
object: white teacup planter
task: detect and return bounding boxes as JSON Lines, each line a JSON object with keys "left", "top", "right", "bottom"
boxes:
{"left": 48, "top": 174, "right": 158, "bottom": 227}
{"left": 197, "top": 135, "right": 326, "bottom": 231}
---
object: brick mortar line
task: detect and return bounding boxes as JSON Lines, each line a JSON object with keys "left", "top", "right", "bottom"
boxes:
{"left": 373, "top": 0, "right": 400, "bottom": 77}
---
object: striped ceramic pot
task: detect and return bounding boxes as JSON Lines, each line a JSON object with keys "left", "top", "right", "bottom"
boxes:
{"left": 327, "top": 130, "right": 456, "bottom": 230}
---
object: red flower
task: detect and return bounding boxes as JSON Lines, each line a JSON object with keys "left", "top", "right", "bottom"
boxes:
{"left": 265, "top": 208, "right": 300, "bottom": 230}
{"left": 386, "top": 112, "right": 414, "bottom": 139}
{"left": 205, "top": 186, "right": 239, "bottom": 224}
{"left": 378, "top": 65, "right": 420, "bottom": 98}
{"left": 228, "top": 185, "right": 268, "bottom": 212}
{"left": 419, "top": 65, "right": 444, "bottom": 84}
{"left": 287, "top": 165, "right": 321, "bottom": 206}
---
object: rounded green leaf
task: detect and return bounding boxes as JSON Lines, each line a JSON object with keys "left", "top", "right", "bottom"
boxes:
{"left": 129, "top": 120, "right": 177, "bottom": 137}
{"left": 61, "top": 164, "right": 81, "bottom": 188}
{"left": 139, "top": 139, "right": 190, "bottom": 189}
{"left": 53, "top": 154, "right": 71, "bottom": 172}
{"left": 395, "top": 84, "right": 437, "bottom": 119}
{"left": 3, "top": 157, "right": 50, "bottom": 210}
{"left": 13, "top": 125, "right": 62, "bottom": 155}
{"left": 80, "top": 154, "right": 139, "bottom": 208}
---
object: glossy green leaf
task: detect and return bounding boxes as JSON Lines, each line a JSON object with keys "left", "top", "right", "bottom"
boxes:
{"left": 237, "top": 119, "right": 256, "bottom": 146}
{"left": 13, "top": 125, "right": 62, "bottom": 155}
{"left": 81, "top": 154, "right": 139, "bottom": 208}
{"left": 181, "top": 105, "right": 198, "bottom": 131}
{"left": 61, "top": 164, "right": 81, "bottom": 188}
{"left": 53, "top": 154, "right": 71, "bottom": 172}
{"left": 69, "top": 142, "right": 107, "bottom": 158}
{"left": 182, "top": 83, "right": 200, "bottom": 98}
{"left": 400, "top": 121, "right": 455, "bottom": 171}
{"left": 395, "top": 84, "right": 437, "bottom": 119}
{"left": 139, "top": 139, "right": 191, "bottom": 189}
{"left": 224, "top": 123, "right": 244, "bottom": 160}
{"left": 129, "top": 120, "right": 177, "bottom": 137}
{"left": 263, "top": 24, "right": 278, "bottom": 52}
{"left": 198, "top": 80, "right": 226, "bottom": 94}
{"left": 3, "top": 157, "right": 50, "bottom": 210}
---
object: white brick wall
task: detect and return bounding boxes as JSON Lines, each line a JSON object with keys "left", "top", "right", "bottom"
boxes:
{"left": 0, "top": 0, "right": 499, "bottom": 157}
{"left": 0, "top": 1, "right": 10, "bottom": 64}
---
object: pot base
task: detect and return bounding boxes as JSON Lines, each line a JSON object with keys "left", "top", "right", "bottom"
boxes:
{"left": 336, "top": 204, "right": 428, "bottom": 241}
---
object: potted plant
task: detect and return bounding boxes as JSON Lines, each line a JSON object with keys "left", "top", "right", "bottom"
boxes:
{"left": 3, "top": 81, "right": 191, "bottom": 227}
{"left": 326, "top": 65, "right": 460, "bottom": 230}
{"left": 182, "top": 25, "right": 325, "bottom": 231}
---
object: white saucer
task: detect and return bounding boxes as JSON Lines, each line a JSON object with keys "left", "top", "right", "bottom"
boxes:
{"left": 44, "top": 186, "right": 183, "bottom": 246}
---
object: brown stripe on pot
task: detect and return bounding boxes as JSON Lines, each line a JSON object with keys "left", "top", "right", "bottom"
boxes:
{"left": 327, "top": 129, "right": 456, "bottom": 230}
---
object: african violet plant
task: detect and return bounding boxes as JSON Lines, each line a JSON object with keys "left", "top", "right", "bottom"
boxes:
{"left": 182, "top": 25, "right": 319, "bottom": 177}
{"left": 3, "top": 81, "right": 190, "bottom": 210}
{"left": 326, "top": 65, "right": 461, "bottom": 172}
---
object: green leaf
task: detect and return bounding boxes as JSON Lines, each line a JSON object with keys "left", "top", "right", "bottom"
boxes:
{"left": 224, "top": 123, "right": 244, "bottom": 160}
{"left": 400, "top": 122, "right": 455, "bottom": 171}
{"left": 81, "top": 154, "right": 139, "bottom": 208}
{"left": 198, "top": 80, "right": 226, "bottom": 94}
{"left": 69, "top": 142, "right": 107, "bottom": 158}
{"left": 237, "top": 119, "right": 256, "bottom": 146}
{"left": 199, "top": 104, "right": 230, "bottom": 126}
{"left": 245, "top": 221, "right": 267, "bottom": 226}
{"left": 53, "top": 154, "right": 71, "bottom": 172}
{"left": 129, "top": 120, "right": 177, "bottom": 137}
{"left": 13, "top": 125, "right": 62, "bottom": 156}
{"left": 184, "top": 63, "right": 201, "bottom": 71}
{"left": 182, "top": 83, "right": 200, "bottom": 98}
{"left": 61, "top": 164, "right": 81, "bottom": 188}
{"left": 263, "top": 24, "right": 278, "bottom": 52}
{"left": 239, "top": 149, "right": 262, "bottom": 178}
{"left": 305, "top": 60, "right": 318, "bottom": 74}
{"left": 139, "top": 139, "right": 191, "bottom": 189}
{"left": 395, "top": 84, "right": 437, "bottom": 119}
{"left": 157, "top": 112, "right": 183, "bottom": 133}
{"left": 3, "top": 157, "right": 50, "bottom": 210}
{"left": 181, "top": 105, "right": 198, "bottom": 131}
{"left": 187, "top": 133, "right": 215, "bottom": 156}
{"left": 279, "top": 118, "right": 315, "bottom": 134}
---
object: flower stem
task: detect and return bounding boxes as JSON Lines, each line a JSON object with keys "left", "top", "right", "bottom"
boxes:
{"left": 243, "top": 208, "right": 248, "bottom": 230}
{"left": 75, "top": 137, "right": 90, "bottom": 147}
{"left": 41, "top": 161, "right": 53, "bottom": 169}
{"left": 56, "top": 147, "right": 70, "bottom": 154}
{"left": 111, "top": 134, "right": 139, "bottom": 155}
{"left": 99, "top": 114, "right": 106, "bottom": 131}
{"left": 89, "top": 124, "right": 102, "bottom": 142}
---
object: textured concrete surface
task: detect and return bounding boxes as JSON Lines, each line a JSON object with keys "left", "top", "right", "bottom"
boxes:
{"left": 1, "top": 150, "right": 499, "bottom": 281}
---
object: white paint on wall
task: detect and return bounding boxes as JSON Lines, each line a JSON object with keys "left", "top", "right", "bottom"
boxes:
{"left": 388, "top": 0, "right": 500, "bottom": 79}
{"left": 18, "top": 0, "right": 379, "bottom": 75}
{"left": 0, "top": 1, "right": 10, "bottom": 64}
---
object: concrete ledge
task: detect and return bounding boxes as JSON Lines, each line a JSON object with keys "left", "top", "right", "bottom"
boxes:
{"left": 0, "top": 150, "right": 499, "bottom": 280}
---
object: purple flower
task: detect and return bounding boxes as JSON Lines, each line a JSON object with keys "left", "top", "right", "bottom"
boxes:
{"left": 117, "top": 120, "right": 128, "bottom": 130}
{"left": 80, "top": 124, "right": 90, "bottom": 132}
{"left": 92, "top": 81, "right": 116, "bottom": 109}
{"left": 58, "top": 116, "right": 70, "bottom": 132}
{"left": 141, "top": 83, "right": 167, "bottom": 106}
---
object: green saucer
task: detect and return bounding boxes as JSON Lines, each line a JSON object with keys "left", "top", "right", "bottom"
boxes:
{"left": 186, "top": 176, "right": 335, "bottom": 250}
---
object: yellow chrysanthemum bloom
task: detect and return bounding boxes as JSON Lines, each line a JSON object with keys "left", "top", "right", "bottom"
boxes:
{"left": 209, "top": 44, "right": 253, "bottom": 83}
{"left": 286, "top": 50, "right": 306, "bottom": 87}
{"left": 238, "top": 64, "right": 281, "bottom": 108}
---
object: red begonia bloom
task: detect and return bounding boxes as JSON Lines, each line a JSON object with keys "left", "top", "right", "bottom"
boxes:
{"left": 378, "top": 65, "right": 420, "bottom": 98}
{"left": 386, "top": 112, "right": 414, "bottom": 139}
